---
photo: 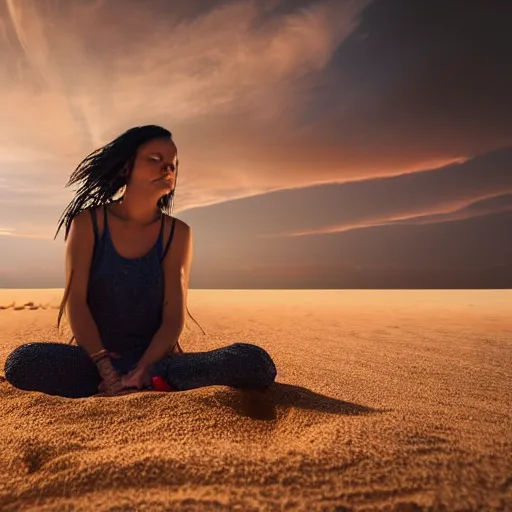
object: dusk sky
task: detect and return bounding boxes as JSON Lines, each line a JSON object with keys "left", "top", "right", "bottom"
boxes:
{"left": 0, "top": 0, "right": 511, "bottom": 288}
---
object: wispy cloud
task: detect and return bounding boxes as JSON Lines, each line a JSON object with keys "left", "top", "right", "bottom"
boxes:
{"left": 0, "top": 227, "right": 52, "bottom": 239}
{"left": 0, "top": 0, "right": 377, "bottom": 217}
{"left": 1, "top": 0, "right": 370, "bottom": 149}
{"left": 392, "top": 193, "right": 512, "bottom": 227}
{"left": 279, "top": 191, "right": 512, "bottom": 237}
{"left": 178, "top": 148, "right": 512, "bottom": 240}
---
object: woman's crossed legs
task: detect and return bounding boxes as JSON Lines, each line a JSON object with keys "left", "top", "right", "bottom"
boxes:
{"left": 3, "top": 342, "right": 277, "bottom": 398}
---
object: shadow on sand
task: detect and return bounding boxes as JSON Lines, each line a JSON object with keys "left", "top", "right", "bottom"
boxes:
{"left": 0, "top": 376, "right": 389, "bottom": 422}
{"left": 205, "top": 381, "right": 389, "bottom": 421}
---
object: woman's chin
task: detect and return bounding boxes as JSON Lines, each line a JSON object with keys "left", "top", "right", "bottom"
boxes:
{"left": 155, "top": 180, "right": 173, "bottom": 190}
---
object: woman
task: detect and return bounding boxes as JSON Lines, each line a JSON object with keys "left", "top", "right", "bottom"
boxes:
{"left": 3, "top": 125, "right": 277, "bottom": 398}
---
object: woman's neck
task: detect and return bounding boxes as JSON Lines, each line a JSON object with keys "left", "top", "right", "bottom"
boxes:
{"left": 108, "top": 200, "right": 161, "bottom": 225}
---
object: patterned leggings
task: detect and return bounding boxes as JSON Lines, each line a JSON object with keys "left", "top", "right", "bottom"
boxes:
{"left": 3, "top": 342, "right": 277, "bottom": 399}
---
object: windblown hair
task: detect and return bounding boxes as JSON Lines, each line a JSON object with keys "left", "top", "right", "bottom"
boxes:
{"left": 54, "top": 125, "right": 205, "bottom": 349}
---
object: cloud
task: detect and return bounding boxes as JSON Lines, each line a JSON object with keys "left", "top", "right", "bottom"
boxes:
{"left": 2, "top": 150, "right": 512, "bottom": 288}
{"left": 0, "top": 0, "right": 381, "bottom": 216}
{"left": 2, "top": 0, "right": 510, "bottom": 221}
{"left": 321, "top": 0, "right": 512, "bottom": 158}
{"left": 170, "top": 148, "right": 512, "bottom": 287}
{"left": 1, "top": 146, "right": 511, "bottom": 244}
{"left": 178, "top": 147, "right": 512, "bottom": 240}
{"left": 1, "top": 1, "right": 511, "bottom": 288}
{"left": 0, "top": 0, "right": 371, "bottom": 148}
{"left": 280, "top": 192, "right": 512, "bottom": 236}
{"left": 0, "top": 228, "right": 50, "bottom": 239}
{"left": 390, "top": 193, "right": 512, "bottom": 227}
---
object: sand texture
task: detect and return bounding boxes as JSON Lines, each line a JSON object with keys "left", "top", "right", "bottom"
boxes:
{"left": 0, "top": 289, "right": 511, "bottom": 511}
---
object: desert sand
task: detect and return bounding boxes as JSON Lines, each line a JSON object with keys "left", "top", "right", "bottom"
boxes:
{"left": 0, "top": 289, "right": 510, "bottom": 511}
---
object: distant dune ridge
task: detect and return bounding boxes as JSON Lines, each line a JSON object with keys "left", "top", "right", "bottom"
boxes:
{"left": 0, "top": 289, "right": 510, "bottom": 511}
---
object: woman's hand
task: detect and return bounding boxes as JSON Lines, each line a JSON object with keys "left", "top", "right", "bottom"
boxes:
{"left": 97, "top": 375, "right": 140, "bottom": 396}
{"left": 97, "top": 377, "right": 135, "bottom": 395}
{"left": 95, "top": 357, "right": 138, "bottom": 397}
{"left": 120, "top": 365, "right": 153, "bottom": 390}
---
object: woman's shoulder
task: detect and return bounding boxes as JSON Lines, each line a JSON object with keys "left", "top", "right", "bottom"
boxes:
{"left": 163, "top": 214, "right": 190, "bottom": 233}
{"left": 72, "top": 205, "right": 104, "bottom": 237}
{"left": 68, "top": 206, "right": 97, "bottom": 228}
{"left": 160, "top": 215, "right": 191, "bottom": 254}
{"left": 75, "top": 205, "right": 103, "bottom": 221}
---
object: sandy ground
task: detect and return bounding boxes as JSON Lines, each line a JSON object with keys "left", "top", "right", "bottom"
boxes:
{"left": 0, "top": 289, "right": 510, "bottom": 512}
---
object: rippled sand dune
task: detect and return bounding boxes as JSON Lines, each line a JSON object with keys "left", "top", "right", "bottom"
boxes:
{"left": 0, "top": 289, "right": 510, "bottom": 511}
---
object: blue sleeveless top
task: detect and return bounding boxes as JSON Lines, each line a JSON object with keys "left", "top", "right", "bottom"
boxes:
{"left": 86, "top": 206, "right": 176, "bottom": 362}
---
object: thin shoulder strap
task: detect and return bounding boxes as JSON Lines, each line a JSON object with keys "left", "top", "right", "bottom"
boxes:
{"left": 161, "top": 217, "right": 176, "bottom": 262}
{"left": 89, "top": 208, "right": 99, "bottom": 240}
{"left": 156, "top": 213, "right": 165, "bottom": 258}
{"left": 89, "top": 208, "right": 99, "bottom": 255}
{"left": 158, "top": 212, "right": 165, "bottom": 239}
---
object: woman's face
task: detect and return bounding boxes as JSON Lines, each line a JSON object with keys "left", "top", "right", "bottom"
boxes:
{"left": 127, "top": 137, "right": 178, "bottom": 196}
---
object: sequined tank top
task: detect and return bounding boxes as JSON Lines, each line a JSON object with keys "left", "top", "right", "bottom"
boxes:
{"left": 86, "top": 205, "right": 177, "bottom": 359}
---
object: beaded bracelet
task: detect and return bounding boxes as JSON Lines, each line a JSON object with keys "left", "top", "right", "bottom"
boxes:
{"left": 91, "top": 349, "right": 109, "bottom": 363}
{"left": 94, "top": 355, "right": 112, "bottom": 365}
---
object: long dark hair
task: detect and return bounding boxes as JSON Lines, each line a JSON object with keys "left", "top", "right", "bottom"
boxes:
{"left": 55, "top": 125, "right": 205, "bottom": 349}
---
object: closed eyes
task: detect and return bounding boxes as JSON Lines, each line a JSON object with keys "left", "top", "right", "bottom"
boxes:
{"left": 149, "top": 154, "right": 177, "bottom": 171}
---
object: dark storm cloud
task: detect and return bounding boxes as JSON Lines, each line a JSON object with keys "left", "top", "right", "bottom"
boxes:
{"left": 317, "top": 0, "right": 512, "bottom": 159}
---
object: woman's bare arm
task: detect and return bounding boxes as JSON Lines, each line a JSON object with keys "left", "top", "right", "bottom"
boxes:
{"left": 135, "top": 220, "right": 192, "bottom": 371}
{"left": 64, "top": 209, "right": 105, "bottom": 358}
